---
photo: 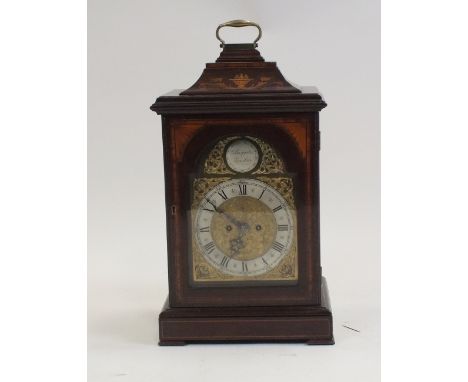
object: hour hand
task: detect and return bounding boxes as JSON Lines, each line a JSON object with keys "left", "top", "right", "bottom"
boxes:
{"left": 217, "top": 207, "right": 247, "bottom": 229}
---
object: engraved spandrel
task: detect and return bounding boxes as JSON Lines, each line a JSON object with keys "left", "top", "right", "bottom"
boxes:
{"left": 203, "top": 137, "right": 236, "bottom": 175}
{"left": 250, "top": 137, "right": 285, "bottom": 174}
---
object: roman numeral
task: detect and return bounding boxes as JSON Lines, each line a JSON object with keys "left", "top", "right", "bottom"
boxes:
{"left": 218, "top": 190, "right": 228, "bottom": 200}
{"left": 277, "top": 224, "right": 289, "bottom": 231}
{"left": 205, "top": 198, "right": 217, "bottom": 211}
{"left": 220, "top": 256, "right": 230, "bottom": 267}
{"left": 239, "top": 184, "right": 247, "bottom": 195}
{"left": 203, "top": 241, "right": 215, "bottom": 254}
{"left": 272, "top": 241, "right": 285, "bottom": 252}
{"left": 261, "top": 257, "right": 269, "bottom": 266}
{"left": 258, "top": 188, "right": 266, "bottom": 200}
{"left": 242, "top": 262, "right": 248, "bottom": 272}
{"left": 272, "top": 205, "right": 283, "bottom": 213}
{"left": 199, "top": 226, "right": 210, "bottom": 233}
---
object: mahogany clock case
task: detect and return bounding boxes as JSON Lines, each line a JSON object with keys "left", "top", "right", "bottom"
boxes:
{"left": 151, "top": 42, "right": 334, "bottom": 344}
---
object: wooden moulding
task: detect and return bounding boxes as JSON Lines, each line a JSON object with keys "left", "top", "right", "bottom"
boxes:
{"left": 158, "top": 277, "right": 334, "bottom": 346}
{"left": 151, "top": 88, "right": 327, "bottom": 115}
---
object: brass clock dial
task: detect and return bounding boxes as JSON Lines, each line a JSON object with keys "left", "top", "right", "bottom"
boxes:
{"left": 194, "top": 178, "right": 294, "bottom": 277}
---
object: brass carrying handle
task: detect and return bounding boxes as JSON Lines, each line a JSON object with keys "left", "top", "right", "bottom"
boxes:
{"left": 216, "top": 20, "right": 262, "bottom": 47}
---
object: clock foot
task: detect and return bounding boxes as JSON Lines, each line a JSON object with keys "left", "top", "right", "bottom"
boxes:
{"left": 306, "top": 337, "right": 335, "bottom": 345}
{"left": 158, "top": 340, "right": 186, "bottom": 346}
{"left": 157, "top": 277, "right": 334, "bottom": 346}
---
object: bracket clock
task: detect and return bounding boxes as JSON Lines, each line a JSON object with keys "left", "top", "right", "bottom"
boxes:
{"left": 150, "top": 20, "right": 334, "bottom": 345}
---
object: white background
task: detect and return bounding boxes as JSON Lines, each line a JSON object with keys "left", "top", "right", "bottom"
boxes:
{"left": 87, "top": 0, "right": 380, "bottom": 381}
{"left": 3, "top": 0, "right": 468, "bottom": 382}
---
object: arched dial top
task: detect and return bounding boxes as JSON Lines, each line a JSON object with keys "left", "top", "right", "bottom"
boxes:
{"left": 203, "top": 136, "right": 285, "bottom": 175}
{"left": 194, "top": 178, "right": 294, "bottom": 277}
